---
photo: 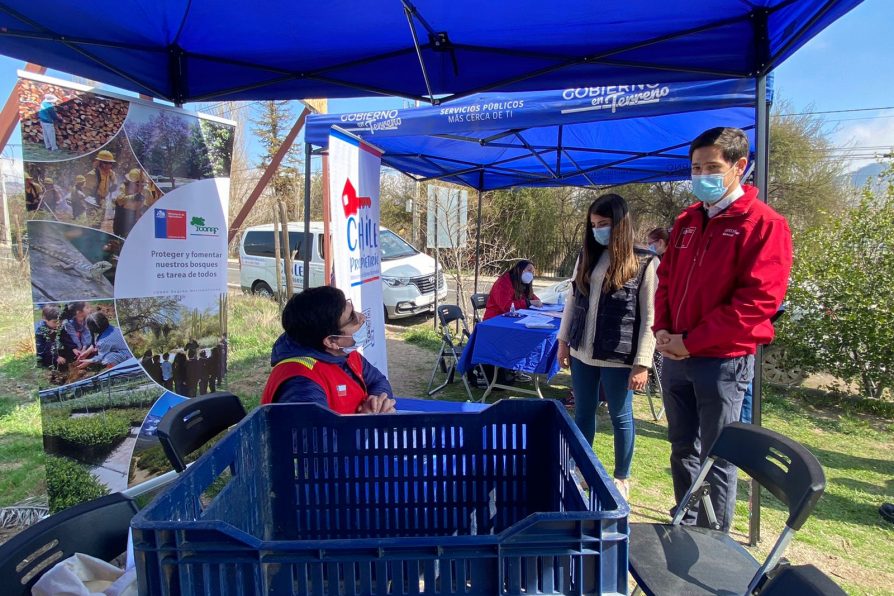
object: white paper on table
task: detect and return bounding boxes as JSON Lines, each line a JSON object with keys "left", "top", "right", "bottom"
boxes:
{"left": 530, "top": 303, "right": 564, "bottom": 312}
{"left": 515, "top": 314, "right": 556, "bottom": 328}
{"left": 517, "top": 308, "right": 562, "bottom": 318}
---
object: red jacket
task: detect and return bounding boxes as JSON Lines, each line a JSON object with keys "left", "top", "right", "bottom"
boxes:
{"left": 653, "top": 185, "right": 792, "bottom": 357}
{"left": 261, "top": 352, "right": 367, "bottom": 414}
{"left": 483, "top": 272, "right": 540, "bottom": 320}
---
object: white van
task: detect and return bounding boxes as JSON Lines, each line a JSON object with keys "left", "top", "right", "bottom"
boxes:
{"left": 239, "top": 222, "right": 447, "bottom": 319}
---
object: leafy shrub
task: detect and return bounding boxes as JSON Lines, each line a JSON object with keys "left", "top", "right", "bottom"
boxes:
{"left": 777, "top": 167, "right": 894, "bottom": 399}
{"left": 46, "top": 455, "right": 109, "bottom": 512}
{"left": 43, "top": 411, "right": 131, "bottom": 448}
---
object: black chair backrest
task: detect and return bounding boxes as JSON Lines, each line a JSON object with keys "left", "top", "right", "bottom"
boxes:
{"left": 759, "top": 564, "right": 846, "bottom": 595}
{"left": 710, "top": 422, "right": 825, "bottom": 531}
{"left": 436, "top": 304, "right": 465, "bottom": 328}
{"left": 0, "top": 493, "right": 137, "bottom": 595}
{"left": 156, "top": 392, "right": 247, "bottom": 472}
{"left": 470, "top": 293, "right": 488, "bottom": 313}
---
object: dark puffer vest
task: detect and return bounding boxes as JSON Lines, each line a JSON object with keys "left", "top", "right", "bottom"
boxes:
{"left": 567, "top": 249, "right": 654, "bottom": 365}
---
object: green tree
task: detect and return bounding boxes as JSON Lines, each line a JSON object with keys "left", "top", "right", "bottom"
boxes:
{"left": 777, "top": 166, "right": 894, "bottom": 399}
{"left": 617, "top": 100, "right": 853, "bottom": 236}
{"left": 250, "top": 101, "right": 303, "bottom": 216}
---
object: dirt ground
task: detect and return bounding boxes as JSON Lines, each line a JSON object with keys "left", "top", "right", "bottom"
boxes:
{"left": 383, "top": 324, "right": 437, "bottom": 397}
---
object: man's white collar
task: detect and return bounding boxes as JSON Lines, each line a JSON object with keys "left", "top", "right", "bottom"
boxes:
{"left": 706, "top": 185, "right": 745, "bottom": 218}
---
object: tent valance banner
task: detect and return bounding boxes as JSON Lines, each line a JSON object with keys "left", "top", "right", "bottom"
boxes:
{"left": 306, "top": 79, "right": 763, "bottom": 145}
{"left": 21, "top": 71, "right": 235, "bottom": 506}
{"left": 328, "top": 127, "right": 388, "bottom": 376}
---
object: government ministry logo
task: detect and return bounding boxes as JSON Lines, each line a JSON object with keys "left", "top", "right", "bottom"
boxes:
{"left": 190, "top": 216, "right": 220, "bottom": 237}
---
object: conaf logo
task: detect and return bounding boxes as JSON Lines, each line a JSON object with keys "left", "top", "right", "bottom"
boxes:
{"left": 190, "top": 215, "right": 220, "bottom": 236}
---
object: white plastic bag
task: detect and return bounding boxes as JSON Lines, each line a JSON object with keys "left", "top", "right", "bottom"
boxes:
{"left": 31, "top": 553, "right": 136, "bottom": 596}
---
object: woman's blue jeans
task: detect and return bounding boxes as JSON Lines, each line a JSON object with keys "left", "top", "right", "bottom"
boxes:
{"left": 570, "top": 357, "right": 635, "bottom": 479}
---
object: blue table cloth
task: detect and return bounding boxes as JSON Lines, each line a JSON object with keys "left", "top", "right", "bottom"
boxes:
{"left": 457, "top": 314, "right": 561, "bottom": 380}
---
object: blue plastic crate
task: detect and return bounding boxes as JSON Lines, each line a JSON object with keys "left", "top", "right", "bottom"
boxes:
{"left": 132, "top": 399, "right": 629, "bottom": 595}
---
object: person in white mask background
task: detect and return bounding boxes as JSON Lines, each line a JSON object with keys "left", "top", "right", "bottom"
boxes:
{"left": 557, "top": 194, "right": 658, "bottom": 501}
{"left": 653, "top": 127, "right": 792, "bottom": 532}
{"left": 482, "top": 259, "right": 542, "bottom": 320}
{"left": 261, "top": 286, "right": 395, "bottom": 414}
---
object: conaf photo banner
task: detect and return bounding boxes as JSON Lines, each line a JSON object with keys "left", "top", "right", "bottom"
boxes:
{"left": 20, "top": 71, "right": 235, "bottom": 506}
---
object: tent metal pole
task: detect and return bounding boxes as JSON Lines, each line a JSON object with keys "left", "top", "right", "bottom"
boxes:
{"left": 402, "top": 1, "right": 435, "bottom": 103}
{"left": 303, "top": 142, "right": 312, "bottom": 291}
{"left": 474, "top": 172, "right": 484, "bottom": 295}
{"left": 750, "top": 73, "right": 770, "bottom": 547}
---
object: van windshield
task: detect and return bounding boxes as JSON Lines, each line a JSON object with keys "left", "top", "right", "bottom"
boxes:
{"left": 380, "top": 230, "right": 418, "bottom": 260}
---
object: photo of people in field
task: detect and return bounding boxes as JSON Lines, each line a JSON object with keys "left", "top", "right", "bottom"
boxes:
{"left": 116, "top": 292, "right": 228, "bottom": 397}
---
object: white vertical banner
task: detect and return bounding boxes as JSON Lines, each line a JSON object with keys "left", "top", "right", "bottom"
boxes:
{"left": 328, "top": 127, "right": 388, "bottom": 375}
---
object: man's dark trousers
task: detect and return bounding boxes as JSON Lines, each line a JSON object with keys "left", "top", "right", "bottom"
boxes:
{"left": 662, "top": 354, "right": 754, "bottom": 531}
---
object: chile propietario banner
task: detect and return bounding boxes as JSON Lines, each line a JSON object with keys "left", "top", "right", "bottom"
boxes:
{"left": 20, "top": 71, "right": 235, "bottom": 507}
{"left": 327, "top": 126, "right": 388, "bottom": 376}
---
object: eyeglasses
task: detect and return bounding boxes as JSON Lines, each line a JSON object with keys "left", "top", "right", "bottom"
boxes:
{"left": 338, "top": 299, "right": 361, "bottom": 331}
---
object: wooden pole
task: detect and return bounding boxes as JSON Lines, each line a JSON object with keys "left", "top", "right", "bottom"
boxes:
{"left": 0, "top": 63, "right": 46, "bottom": 154}
{"left": 227, "top": 107, "right": 310, "bottom": 244}
{"left": 279, "top": 200, "right": 294, "bottom": 297}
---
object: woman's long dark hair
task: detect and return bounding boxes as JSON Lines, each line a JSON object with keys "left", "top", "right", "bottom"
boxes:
{"left": 507, "top": 259, "right": 534, "bottom": 300}
{"left": 574, "top": 194, "right": 638, "bottom": 295}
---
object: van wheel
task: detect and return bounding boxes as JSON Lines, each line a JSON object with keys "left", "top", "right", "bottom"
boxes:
{"left": 252, "top": 281, "right": 274, "bottom": 299}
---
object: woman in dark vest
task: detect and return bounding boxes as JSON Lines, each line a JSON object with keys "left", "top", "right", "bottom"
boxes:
{"left": 556, "top": 193, "right": 658, "bottom": 501}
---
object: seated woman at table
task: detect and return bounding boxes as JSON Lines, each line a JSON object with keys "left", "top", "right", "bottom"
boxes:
{"left": 483, "top": 260, "right": 542, "bottom": 320}
{"left": 261, "top": 286, "right": 396, "bottom": 414}
{"left": 556, "top": 193, "right": 657, "bottom": 501}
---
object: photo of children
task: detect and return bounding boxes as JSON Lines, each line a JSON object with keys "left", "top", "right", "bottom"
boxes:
{"left": 39, "top": 358, "right": 163, "bottom": 501}
{"left": 18, "top": 78, "right": 130, "bottom": 162}
{"left": 33, "top": 299, "right": 132, "bottom": 388}
{"left": 28, "top": 221, "right": 121, "bottom": 302}
{"left": 24, "top": 135, "right": 163, "bottom": 236}
{"left": 116, "top": 292, "right": 228, "bottom": 397}
{"left": 123, "top": 103, "right": 234, "bottom": 193}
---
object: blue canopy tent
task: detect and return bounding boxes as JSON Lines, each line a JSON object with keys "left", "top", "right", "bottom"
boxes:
{"left": 0, "top": 1, "right": 861, "bottom": 105}
{"left": 0, "top": 0, "right": 862, "bottom": 545}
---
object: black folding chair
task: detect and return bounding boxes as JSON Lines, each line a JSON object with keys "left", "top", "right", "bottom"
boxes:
{"left": 629, "top": 422, "right": 826, "bottom": 595}
{"left": 156, "top": 391, "right": 247, "bottom": 472}
{"left": 427, "top": 305, "right": 484, "bottom": 400}
{"left": 0, "top": 469, "right": 180, "bottom": 596}
{"left": 758, "top": 564, "right": 846, "bottom": 595}
{"left": 0, "top": 494, "right": 136, "bottom": 595}
{"left": 469, "top": 293, "right": 488, "bottom": 325}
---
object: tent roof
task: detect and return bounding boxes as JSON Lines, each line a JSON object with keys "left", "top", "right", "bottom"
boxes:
{"left": 0, "top": 0, "right": 861, "bottom": 104}
{"left": 306, "top": 78, "right": 769, "bottom": 190}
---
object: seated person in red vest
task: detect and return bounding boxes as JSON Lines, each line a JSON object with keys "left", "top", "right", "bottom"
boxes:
{"left": 261, "top": 286, "right": 395, "bottom": 414}
{"left": 483, "top": 260, "right": 542, "bottom": 320}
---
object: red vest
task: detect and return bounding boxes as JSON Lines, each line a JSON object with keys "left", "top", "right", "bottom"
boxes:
{"left": 260, "top": 352, "right": 367, "bottom": 414}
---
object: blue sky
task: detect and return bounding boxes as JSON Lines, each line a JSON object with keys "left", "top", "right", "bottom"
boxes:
{"left": 0, "top": 0, "right": 890, "bottom": 173}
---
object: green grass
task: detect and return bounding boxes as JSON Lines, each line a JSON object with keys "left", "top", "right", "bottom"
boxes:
{"left": 0, "top": 399, "right": 45, "bottom": 506}
{"left": 403, "top": 326, "right": 444, "bottom": 352}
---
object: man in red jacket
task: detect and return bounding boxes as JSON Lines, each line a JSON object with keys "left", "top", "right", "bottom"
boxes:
{"left": 654, "top": 127, "right": 792, "bottom": 532}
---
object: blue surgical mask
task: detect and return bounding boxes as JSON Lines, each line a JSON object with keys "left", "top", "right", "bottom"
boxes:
{"left": 592, "top": 226, "right": 611, "bottom": 246}
{"left": 520, "top": 271, "right": 534, "bottom": 284}
{"left": 691, "top": 166, "right": 737, "bottom": 205}
{"left": 334, "top": 321, "right": 369, "bottom": 354}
